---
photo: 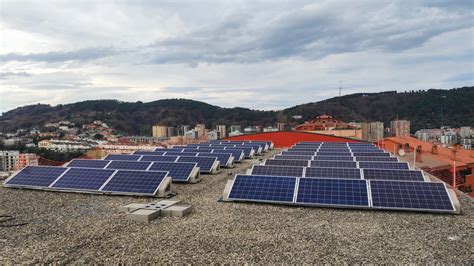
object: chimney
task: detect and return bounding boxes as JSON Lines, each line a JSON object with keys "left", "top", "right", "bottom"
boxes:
{"left": 431, "top": 144, "right": 438, "bottom": 155}
{"left": 416, "top": 145, "right": 422, "bottom": 162}
{"left": 454, "top": 143, "right": 461, "bottom": 151}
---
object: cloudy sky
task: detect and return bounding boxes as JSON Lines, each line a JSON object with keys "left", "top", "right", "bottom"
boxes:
{"left": 0, "top": 0, "right": 473, "bottom": 112}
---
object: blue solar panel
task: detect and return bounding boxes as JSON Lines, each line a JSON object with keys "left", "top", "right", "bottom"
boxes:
{"left": 67, "top": 159, "right": 110, "bottom": 169}
{"left": 153, "top": 148, "right": 183, "bottom": 152}
{"left": 352, "top": 152, "right": 390, "bottom": 157}
{"left": 359, "top": 162, "right": 409, "bottom": 170}
{"left": 52, "top": 168, "right": 114, "bottom": 190}
{"left": 164, "top": 151, "right": 198, "bottom": 156}
{"left": 134, "top": 150, "right": 167, "bottom": 155}
{"left": 310, "top": 160, "right": 358, "bottom": 168}
{"left": 224, "top": 147, "right": 252, "bottom": 157}
{"left": 176, "top": 156, "right": 217, "bottom": 172}
{"left": 288, "top": 148, "right": 319, "bottom": 152}
{"left": 4, "top": 166, "right": 67, "bottom": 187}
{"left": 148, "top": 162, "right": 197, "bottom": 182}
{"left": 281, "top": 151, "right": 316, "bottom": 156}
{"left": 140, "top": 155, "right": 178, "bottom": 162}
{"left": 363, "top": 169, "right": 425, "bottom": 181}
{"left": 312, "top": 156, "right": 354, "bottom": 161}
{"left": 296, "top": 178, "right": 369, "bottom": 207}
{"left": 198, "top": 152, "right": 231, "bottom": 166}
{"left": 104, "top": 154, "right": 141, "bottom": 161}
{"left": 275, "top": 155, "right": 313, "bottom": 160}
{"left": 317, "top": 152, "right": 352, "bottom": 156}
{"left": 370, "top": 180, "right": 454, "bottom": 212}
{"left": 265, "top": 159, "right": 309, "bottom": 167}
{"left": 355, "top": 156, "right": 398, "bottom": 162}
{"left": 106, "top": 160, "right": 151, "bottom": 170}
{"left": 101, "top": 170, "right": 168, "bottom": 195}
{"left": 228, "top": 175, "right": 296, "bottom": 203}
{"left": 305, "top": 167, "right": 361, "bottom": 179}
{"left": 251, "top": 165, "right": 304, "bottom": 177}
{"left": 214, "top": 149, "right": 244, "bottom": 161}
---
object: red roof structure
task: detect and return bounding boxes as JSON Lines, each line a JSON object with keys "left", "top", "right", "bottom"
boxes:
{"left": 224, "top": 131, "right": 361, "bottom": 148}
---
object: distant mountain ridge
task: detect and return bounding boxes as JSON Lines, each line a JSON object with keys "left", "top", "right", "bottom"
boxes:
{"left": 1, "top": 87, "right": 472, "bottom": 135}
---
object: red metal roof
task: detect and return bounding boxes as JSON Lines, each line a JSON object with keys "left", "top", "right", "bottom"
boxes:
{"left": 224, "top": 131, "right": 362, "bottom": 148}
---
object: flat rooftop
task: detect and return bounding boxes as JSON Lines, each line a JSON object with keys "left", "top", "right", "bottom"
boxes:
{"left": 1, "top": 149, "right": 473, "bottom": 264}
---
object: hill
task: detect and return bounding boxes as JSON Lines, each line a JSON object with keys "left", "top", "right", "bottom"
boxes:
{"left": 0, "top": 87, "right": 472, "bottom": 135}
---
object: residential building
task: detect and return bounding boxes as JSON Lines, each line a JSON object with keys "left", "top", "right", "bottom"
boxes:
{"left": 390, "top": 120, "right": 410, "bottom": 137}
{"left": 294, "top": 115, "right": 362, "bottom": 139}
{"left": 16, "top": 153, "right": 39, "bottom": 170}
{"left": 194, "top": 124, "right": 206, "bottom": 139}
{"left": 361, "top": 122, "right": 384, "bottom": 142}
{"left": 207, "top": 130, "right": 218, "bottom": 140}
{"left": 244, "top": 126, "right": 259, "bottom": 134}
{"left": 152, "top": 125, "right": 168, "bottom": 138}
{"left": 167, "top": 127, "right": 175, "bottom": 138}
{"left": 460, "top": 127, "right": 471, "bottom": 139}
{"left": 230, "top": 125, "right": 242, "bottom": 134}
{"left": 216, "top": 125, "right": 227, "bottom": 139}
{"left": 277, "top": 123, "right": 286, "bottom": 131}
{"left": 0, "top": 150, "right": 20, "bottom": 172}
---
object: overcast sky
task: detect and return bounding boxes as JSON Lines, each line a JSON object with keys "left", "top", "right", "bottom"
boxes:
{"left": 0, "top": 0, "right": 473, "bottom": 112}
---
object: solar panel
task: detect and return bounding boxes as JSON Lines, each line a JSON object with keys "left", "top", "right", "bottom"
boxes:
{"left": 198, "top": 152, "right": 231, "bottom": 166}
{"left": 305, "top": 167, "right": 362, "bottom": 179}
{"left": 224, "top": 147, "right": 253, "bottom": 158}
{"left": 310, "top": 160, "right": 358, "bottom": 168}
{"left": 363, "top": 169, "right": 425, "bottom": 181}
{"left": 176, "top": 156, "right": 217, "bottom": 172}
{"left": 355, "top": 156, "right": 398, "bottom": 162}
{"left": 227, "top": 175, "right": 296, "bottom": 203}
{"left": 370, "top": 180, "right": 454, "bottom": 212}
{"left": 4, "top": 166, "right": 67, "bottom": 187}
{"left": 317, "top": 148, "right": 351, "bottom": 153}
{"left": 251, "top": 165, "right": 304, "bottom": 177}
{"left": 312, "top": 156, "right": 354, "bottom": 161}
{"left": 317, "top": 152, "right": 352, "bottom": 156}
{"left": 164, "top": 151, "right": 198, "bottom": 156}
{"left": 105, "top": 160, "right": 152, "bottom": 170}
{"left": 140, "top": 155, "right": 178, "bottom": 162}
{"left": 287, "top": 148, "right": 319, "bottom": 152}
{"left": 67, "top": 159, "right": 110, "bottom": 169}
{"left": 183, "top": 148, "right": 213, "bottom": 153}
{"left": 359, "top": 161, "right": 409, "bottom": 170}
{"left": 134, "top": 150, "right": 167, "bottom": 155}
{"left": 148, "top": 162, "right": 197, "bottom": 182}
{"left": 264, "top": 159, "right": 309, "bottom": 167}
{"left": 214, "top": 149, "right": 244, "bottom": 161}
{"left": 52, "top": 168, "right": 115, "bottom": 190}
{"left": 153, "top": 148, "right": 183, "bottom": 152}
{"left": 101, "top": 170, "right": 168, "bottom": 196}
{"left": 296, "top": 178, "right": 369, "bottom": 207}
{"left": 281, "top": 151, "right": 316, "bottom": 156}
{"left": 104, "top": 154, "right": 141, "bottom": 161}
{"left": 275, "top": 155, "right": 313, "bottom": 160}
{"left": 352, "top": 152, "right": 390, "bottom": 157}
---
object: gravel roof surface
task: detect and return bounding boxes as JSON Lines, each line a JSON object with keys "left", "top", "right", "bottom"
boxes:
{"left": 1, "top": 149, "right": 473, "bottom": 264}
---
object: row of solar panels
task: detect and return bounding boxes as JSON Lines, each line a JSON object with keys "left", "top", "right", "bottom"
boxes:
{"left": 223, "top": 141, "right": 458, "bottom": 214}
{"left": 3, "top": 140, "right": 275, "bottom": 197}
{"left": 267, "top": 159, "right": 408, "bottom": 169}
{"left": 3, "top": 166, "right": 172, "bottom": 197}
{"left": 223, "top": 175, "right": 456, "bottom": 213}
{"left": 249, "top": 165, "right": 425, "bottom": 181}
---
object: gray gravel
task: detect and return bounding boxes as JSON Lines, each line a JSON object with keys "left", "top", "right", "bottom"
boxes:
{"left": 1, "top": 149, "right": 473, "bottom": 264}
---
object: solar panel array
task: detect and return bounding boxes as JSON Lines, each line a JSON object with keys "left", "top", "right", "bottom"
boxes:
{"left": 4, "top": 166, "right": 170, "bottom": 197}
{"left": 4, "top": 140, "right": 274, "bottom": 196}
{"left": 224, "top": 141, "right": 457, "bottom": 213}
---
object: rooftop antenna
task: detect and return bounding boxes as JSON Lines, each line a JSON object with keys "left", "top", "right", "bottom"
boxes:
{"left": 339, "top": 80, "right": 342, "bottom": 97}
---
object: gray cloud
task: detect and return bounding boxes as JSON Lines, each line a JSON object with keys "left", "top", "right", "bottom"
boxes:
{"left": 0, "top": 72, "right": 32, "bottom": 79}
{"left": 0, "top": 47, "right": 115, "bottom": 63}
